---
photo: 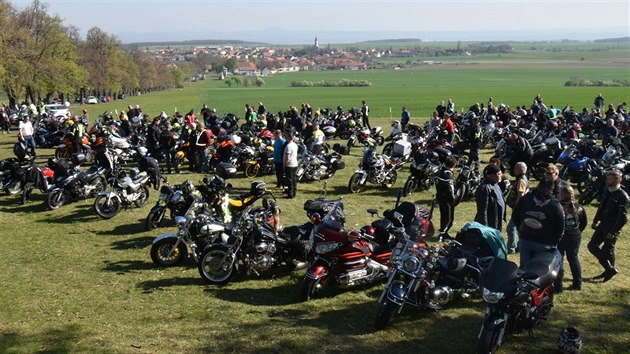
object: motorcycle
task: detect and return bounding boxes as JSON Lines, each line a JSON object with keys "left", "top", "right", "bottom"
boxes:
{"left": 296, "top": 150, "right": 346, "bottom": 182}
{"left": 453, "top": 157, "right": 482, "bottom": 206}
{"left": 347, "top": 125, "right": 385, "bottom": 149}
{"left": 375, "top": 222, "right": 505, "bottom": 329}
{"left": 348, "top": 143, "right": 402, "bottom": 193}
{"left": 45, "top": 155, "right": 108, "bottom": 210}
{"left": 244, "top": 145, "right": 275, "bottom": 178}
{"left": 530, "top": 136, "right": 565, "bottom": 180}
{"left": 145, "top": 180, "right": 201, "bottom": 231}
{"left": 0, "top": 158, "right": 33, "bottom": 195}
{"left": 197, "top": 201, "right": 310, "bottom": 285}
{"left": 402, "top": 145, "right": 452, "bottom": 197}
{"left": 476, "top": 250, "right": 562, "bottom": 353}
{"left": 150, "top": 202, "right": 224, "bottom": 266}
{"left": 93, "top": 166, "right": 151, "bottom": 219}
{"left": 54, "top": 132, "right": 94, "bottom": 161}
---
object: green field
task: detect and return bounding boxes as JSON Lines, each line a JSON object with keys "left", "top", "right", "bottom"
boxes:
{"left": 1, "top": 57, "right": 630, "bottom": 353}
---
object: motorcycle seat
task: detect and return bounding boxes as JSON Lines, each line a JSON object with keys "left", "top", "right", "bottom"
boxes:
{"left": 367, "top": 240, "right": 390, "bottom": 255}
{"left": 520, "top": 250, "right": 561, "bottom": 288}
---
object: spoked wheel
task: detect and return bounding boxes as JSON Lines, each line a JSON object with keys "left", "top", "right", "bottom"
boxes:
{"left": 150, "top": 238, "right": 187, "bottom": 266}
{"left": 134, "top": 186, "right": 150, "bottom": 208}
{"left": 46, "top": 189, "right": 65, "bottom": 210}
{"left": 375, "top": 299, "right": 401, "bottom": 330}
{"left": 403, "top": 177, "right": 418, "bottom": 197}
{"left": 198, "top": 247, "right": 236, "bottom": 285}
{"left": 244, "top": 163, "right": 260, "bottom": 178}
{"left": 94, "top": 194, "right": 122, "bottom": 219}
{"left": 300, "top": 276, "right": 327, "bottom": 302}
{"left": 348, "top": 173, "right": 366, "bottom": 193}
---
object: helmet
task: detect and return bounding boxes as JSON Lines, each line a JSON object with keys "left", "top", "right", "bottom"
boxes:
{"left": 250, "top": 180, "right": 266, "bottom": 196}
{"left": 129, "top": 167, "right": 139, "bottom": 180}
{"left": 508, "top": 119, "right": 518, "bottom": 128}
{"left": 347, "top": 119, "right": 356, "bottom": 128}
{"left": 558, "top": 327, "right": 582, "bottom": 354}
{"left": 361, "top": 225, "right": 375, "bottom": 236}
{"left": 181, "top": 180, "right": 195, "bottom": 195}
{"left": 391, "top": 120, "right": 400, "bottom": 127}
{"left": 208, "top": 175, "right": 226, "bottom": 191}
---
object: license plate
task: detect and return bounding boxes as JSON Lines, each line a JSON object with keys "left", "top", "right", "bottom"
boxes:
{"left": 348, "top": 269, "right": 368, "bottom": 281}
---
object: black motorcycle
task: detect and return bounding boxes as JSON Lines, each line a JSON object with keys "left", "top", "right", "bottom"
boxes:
{"left": 45, "top": 155, "right": 108, "bottom": 210}
{"left": 145, "top": 180, "right": 201, "bottom": 231}
{"left": 197, "top": 201, "right": 309, "bottom": 285}
{"left": 0, "top": 158, "right": 32, "bottom": 195}
{"left": 243, "top": 146, "right": 275, "bottom": 178}
{"left": 477, "top": 250, "right": 561, "bottom": 353}
{"left": 348, "top": 143, "right": 401, "bottom": 193}
{"left": 453, "top": 158, "right": 482, "bottom": 206}
{"left": 403, "top": 146, "right": 451, "bottom": 197}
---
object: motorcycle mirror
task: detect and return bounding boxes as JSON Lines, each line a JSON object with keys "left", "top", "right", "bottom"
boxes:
{"left": 310, "top": 213, "right": 321, "bottom": 225}
{"left": 174, "top": 216, "right": 186, "bottom": 225}
{"left": 367, "top": 208, "right": 379, "bottom": 217}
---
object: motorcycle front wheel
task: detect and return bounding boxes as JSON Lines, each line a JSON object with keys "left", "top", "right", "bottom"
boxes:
{"left": 145, "top": 209, "right": 166, "bottom": 231}
{"left": 150, "top": 238, "right": 187, "bottom": 266}
{"left": 374, "top": 299, "right": 401, "bottom": 330}
{"left": 477, "top": 314, "right": 504, "bottom": 354}
{"left": 134, "top": 186, "right": 150, "bottom": 208}
{"left": 381, "top": 170, "right": 397, "bottom": 189}
{"left": 382, "top": 143, "right": 393, "bottom": 156}
{"left": 300, "top": 276, "right": 327, "bottom": 302}
{"left": 94, "top": 195, "right": 122, "bottom": 219}
{"left": 198, "top": 247, "right": 236, "bottom": 285}
{"left": 46, "top": 189, "right": 65, "bottom": 210}
{"left": 5, "top": 181, "right": 22, "bottom": 195}
{"left": 244, "top": 163, "right": 261, "bottom": 178}
{"left": 348, "top": 173, "right": 366, "bottom": 193}
{"left": 454, "top": 183, "right": 467, "bottom": 206}
{"left": 403, "top": 177, "right": 418, "bottom": 196}
{"left": 375, "top": 136, "right": 385, "bottom": 146}
{"left": 55, "top": 148, "right": 70, "bottom": 160}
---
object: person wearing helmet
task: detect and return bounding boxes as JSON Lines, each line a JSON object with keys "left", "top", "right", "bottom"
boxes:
{"left": 401, "top": 106, "right": 410, "bottom": 130}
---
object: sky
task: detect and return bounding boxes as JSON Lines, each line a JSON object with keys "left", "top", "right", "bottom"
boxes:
{"left": 11, "top": 0, "right": 630, "bottom": 43}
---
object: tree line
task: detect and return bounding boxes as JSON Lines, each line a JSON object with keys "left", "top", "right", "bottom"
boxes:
{"left": 0, "top": 0, "right": 199, "bottom": 107}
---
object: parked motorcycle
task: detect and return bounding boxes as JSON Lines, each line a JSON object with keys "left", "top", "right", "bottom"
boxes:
{"left": 150, "top": 202, "right": 224, "bottom": 266}
{"left": 244, "top": 145, "right": 275, "bottom": 178}
{"left": 145, "top": 180, "right": 201, "bottom": 231}
{"left": 46, "top": 155, "right": 108, "bottom": 210}
{"left": 296, "top": 150, "right": 346, "bottom": 182}
{"left": 93, "top": 166, "right": 150, "bottom": 219}
{"left": 0, "top": 158, "right": 33, "bottom": 195}
{"left": 197, "top": 200, "right": 309, "bottom": 285}
{"left": 453, "top": 158, "right": 482, "bottom": 206}
{"left": 476, "top": 250, "right": 562, "bottom": 353}
{"left": 402, "top": 146, "right": 452, "bottom": 197}
{"left": 55, "top": 133, "right": 93, "bottom": 161}
{"left": 347, "top": 125, "right": 384, "bottom": 149}
{"left": 348, "top": 143, "right": 401, "bottom": 193}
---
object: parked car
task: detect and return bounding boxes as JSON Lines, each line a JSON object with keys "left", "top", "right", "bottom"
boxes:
{"left": 85, "top": 96, "right": 98, "bottom": 104}
{"left": 44, "top": 104, "right": 71, "bottom": 119}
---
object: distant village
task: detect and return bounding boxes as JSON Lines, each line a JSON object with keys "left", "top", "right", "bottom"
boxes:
{"left": 137, "top": 37, "right": 493, "bottom": 78}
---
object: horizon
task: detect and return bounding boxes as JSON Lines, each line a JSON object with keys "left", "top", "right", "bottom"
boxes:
{"left": 9, "top": 0, "right": 629, "bottom": 44}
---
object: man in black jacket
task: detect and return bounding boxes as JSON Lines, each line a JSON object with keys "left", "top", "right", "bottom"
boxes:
{"left": 436, "top": 157, "right": 456, "bottom": 241}
{"left": 512, "top": 176, "right": 565, "bottom": 267}
{"left": 475, "top": 164, "right": 506, "bottom": 231}
{"left": 147, "top": 117, "right": 162, "bottom": 156}
{"left": 588, "top": 170, "right": 628, "bottom": 282}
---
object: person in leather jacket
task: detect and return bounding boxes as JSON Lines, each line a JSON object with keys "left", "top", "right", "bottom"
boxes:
{"left": 588, "top": 170, "right": 628, "bottom": 282}
{"left": 436, "top": 156, "right": 456, "bottom": 241}
{"left": 475, "top": 164, "right": 506, "bottom": 231}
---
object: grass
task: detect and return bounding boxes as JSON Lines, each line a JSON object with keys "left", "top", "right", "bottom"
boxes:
{"left": 1, "top": 61, "right": 630, "bottom": 353}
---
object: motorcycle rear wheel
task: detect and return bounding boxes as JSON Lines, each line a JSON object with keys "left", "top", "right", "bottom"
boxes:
{"left": 244, "top": 163, "right": 260, "bottom": 178}
{"left": 94, "top": 195, "right": 121, "bottom": 219}
{"left": 374, "top": 299, "right": 401, "bottom": 330}
{"left": 403, "top": 177, "right": 417, "bottom": 197}
{"left": 454, "top": 183, "right": 467, "bottom": 206}
{"left": 55, "top": 148, "right": 70, "bottom": 160}
{"left": 477, "top": 315, "right": 504, "bottom": 354}
{"left": 382, "top": 143, "right": 393, "bottom": 156}
{"left": 5, "top": 182, "right": 22, "bottom": 195}
{"left": 300, "top": 276, "right": 327, "bottom": 302}
{"left": 578, "top": 187, "right": 597, "bottom": 206}
{"left": 46, "top": 189, "right": 65, "bottom": 210}
{"left": 134, "top": 186, "right": 150, "bottom": 208}
{"left": 198, "top": 247, "right": 236, "bottom": 285}
{"left": 348, "top": 173, "right": 366, "bottom": 193}
{"left": 150, "top": 238, "right": 187, "bottom": 266}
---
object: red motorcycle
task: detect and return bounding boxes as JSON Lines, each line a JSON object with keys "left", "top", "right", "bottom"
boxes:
{"left": 300, "top": 198, "right": 434, "bottom": 301}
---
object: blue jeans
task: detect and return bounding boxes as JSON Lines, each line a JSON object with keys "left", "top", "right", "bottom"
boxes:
{"left": 506, "top": 218, "right": 519, "bottom": 252}
{"left": 519, "top": 238, "right": 557, "bottom": 269}
{"left": 556, "top": 234, "right": 582, "bottom": 288}
{"left": 23, "top": 135, "right": 36, "bottom": 156}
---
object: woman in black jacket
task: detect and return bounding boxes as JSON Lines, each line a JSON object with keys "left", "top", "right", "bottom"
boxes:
{"left": 436, "top": 157, "right": 456, "bottom": 241}
{"left": 555, "top": 186, "right": 587, "bottom": 291}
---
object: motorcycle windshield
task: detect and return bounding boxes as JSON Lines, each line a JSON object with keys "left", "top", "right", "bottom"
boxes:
{"left": 481, "top": 258, "right": 518, "bottom": 293}
{"left": 558, "top": 146, "right": 576, "bottom": 164}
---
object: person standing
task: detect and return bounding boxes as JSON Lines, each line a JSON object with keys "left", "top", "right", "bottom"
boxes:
{"left": 512, "top": 176, "right": 565, "bottom": 267}
{"left": 554, "top": 186, "right": 587, "bottom": 291}
{"left": 19, "top": 115, "right": 36, "bottom": 157}
{"left": 361, "top": 100, "right": 370, "bottom": 130}
{"left": 442, "top": 114, "right": 455, "bottom": 145}
{"left": 273, "top": 130, "right": 286, "bottom": 190}
{"left": 446, "top": 98, "right": 455, "bottom": 115}
{"left": 401, "top": 106, "right": 410, "bottom": 130}
{"left": 195, "top": 123, "right": 213, "bottom": 173}
{"left": 0, "top": 105, "right": 10, "bottom": 133}
{"left": 588, "top": 170, "right": 628, "bottom": 282}
{"left": 594, "top": 93, "right": 604, "bottom": 110}
{"left": 505, "top": 162, "right": 529, "bottom": 253}
{"left": 475, "top": 164, "right": 505, "bottom": 231}
{"left": 71, "top": 116, "right": 86, "bottom": 154}
{"left": 159, "top": 122, "right": 179, "bottom": 174}
{"left": 147, "top": 117, "right": 162, "bottom": 156}
{"left": 601, "top": 118, "right": 618, "bottom": 147}
{"left": 283, "top": 131, "right": 298, "bottom": 199}
{"left": 436, "top": 156, "right": 456, "bottom": 241}
{"left": 546, "top": 164, "right": 568, "bottom": 199}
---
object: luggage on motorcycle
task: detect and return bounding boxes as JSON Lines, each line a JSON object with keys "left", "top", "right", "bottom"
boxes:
{"left": 303, "top": 198, "right": 339, "bottom": 216}
{"left": 393, "top": 140, "right": 411, "bottom": 157}
{"left": 71, "top": 153, "right": 86, "bottom": 165}
{"left": 333, "top": 143, "right": 350, "bottom": 155}
{"left": 332, "top": 159, "right": 346, "bottom": 170}
{"left": 13, "top": 141, "right": 28, "bottom": 161}
{"left": 544, "top": 137, "right": 561, "bottom": 152}
{"left": 457, "top": 222, "right": 508, "bottom": 259}
{"left": 216, "top": 162, "right": 237, "bottom": 179}
{"left": 433, "top": 147, "right": 452, "bottom": 163}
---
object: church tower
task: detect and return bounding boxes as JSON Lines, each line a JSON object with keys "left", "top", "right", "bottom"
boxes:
{"left": 314, "top": 36, "right": 319, "bottom": 48}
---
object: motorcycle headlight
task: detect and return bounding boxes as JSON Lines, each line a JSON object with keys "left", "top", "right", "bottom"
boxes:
{"left": 591, "top": 175, "right": 598, "bottom": 182}
{"left": 174, "top": 216, "right": 187, "bottom": 226}
{"left": 403, "top": 256, "right": 421, "bottom": 273}
{"left": 482, "top": 288, "right": 504, "bottom": 303}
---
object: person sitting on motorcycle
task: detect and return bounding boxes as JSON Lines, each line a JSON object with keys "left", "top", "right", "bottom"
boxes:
{"left": 601, "top": 118, "right": 618, "bottom": 147}
{"left": 566, "top": 123, "right": 581, "bottom": 141}
{"left": 310, "top": 123, "right": 326, "bottom": 154}
{"left": 504, "top": 132, "right": 533, "bottom": 176}
{"left": 512, "top": 176, "right": 565, "bottom": 268}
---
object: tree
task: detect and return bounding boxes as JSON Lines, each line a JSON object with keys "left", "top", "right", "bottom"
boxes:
{"left": 224, "top": 57, "right": 237, "bottom": 73}
{"left": 224, "top": 78, "right": 232, "bottom": 87}
{"left": 231, "top": 76, "right": 242, "bottom": 87}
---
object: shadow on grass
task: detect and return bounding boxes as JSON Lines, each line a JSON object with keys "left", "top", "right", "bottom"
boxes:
{"left": 102, "top": 260, "right": 155, "bottom": 274}
{"left": 137, "top": 276, "right": 203, "bottom": 293}
{"left": 206, "top": 281, "right": 301, "bottom": 307}
{"left": 43, "top": 203, "right": 100, "bottom": 224}
{"left": 0, "top": 324, "right": 87, "bottom": 353}
{"left": 96, "top": 220, "right": 147, "bottom": 236}
{"left": 0, "top": 194, "right": 49, "bottom": 213}
{"left": 110, "top": 236, "right": 154, "bottom": 250}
